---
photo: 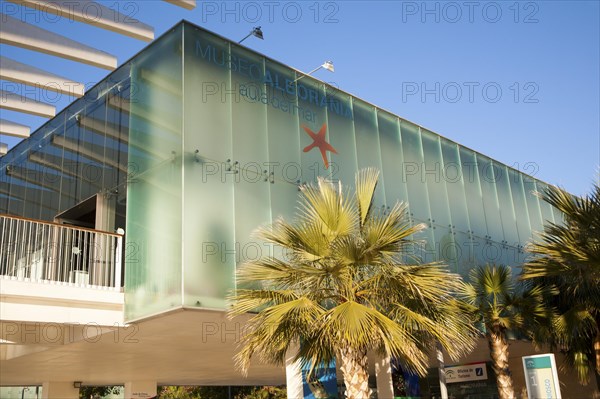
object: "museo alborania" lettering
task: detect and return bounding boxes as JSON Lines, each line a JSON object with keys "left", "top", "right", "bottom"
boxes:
{"left": 195, "top": 40, "right": 353, "bottom": 119}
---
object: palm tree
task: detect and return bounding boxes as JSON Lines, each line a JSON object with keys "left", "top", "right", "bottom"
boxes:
{"left": 463, "top": 264, "right": 548, "bottom": 399}
{"left": 228, "top": 168, "right": 476, "bottom": 399}
{"left": 521, "top": 182, "right": 600, "bottom": 385}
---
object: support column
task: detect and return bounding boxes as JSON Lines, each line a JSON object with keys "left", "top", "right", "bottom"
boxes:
{"left": 41, "top": 382, "right": 79, "bottom": 399}
{"left": 96, "top": 192, "right": 116, "bottom": 232}
{"left": 285, "top": 350, "right": 304, "bottom": 399}
{"left": 374, "top": 355, "right": 395, "bottom": 399}
{"left": 124, "top": 381, "right": 157, "bottom": 399}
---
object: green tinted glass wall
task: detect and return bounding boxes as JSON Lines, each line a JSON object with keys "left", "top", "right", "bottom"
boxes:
{"left": 177, "top": 23, "right": 553, "bottom": 304}
{"left": 0, "top": 21, "right": 560, "bottom": 323}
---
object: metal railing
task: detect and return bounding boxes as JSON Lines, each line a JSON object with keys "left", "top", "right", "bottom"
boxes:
{"left": 0, "top": 214, "right": 122, "bottom": 289}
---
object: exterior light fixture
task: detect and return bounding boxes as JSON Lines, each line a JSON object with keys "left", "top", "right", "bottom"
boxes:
{"left": 239, "top": 26, "right": 264, "bottom": 43}
{"left": 294, "top": 61, "right": 335, "bottom": 82}
{"left": 73, "top": 382, "right": 82, "bottom": 388}
{"left": 320, "top": 60, "right": 335, "bottom": 72}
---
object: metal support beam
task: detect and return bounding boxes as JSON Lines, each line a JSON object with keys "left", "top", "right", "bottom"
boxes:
{"left": 0, "top": 14, "right": 117, "bottom": 70}
{"left": 7, "top": 0, "right": 155, "bottom": 42}
{"left": 0, "top": 89, "right": 56, "bottom": 118}
{"left": 163, "top": 0, "right": 196, "bottom": 10}
{"left": 0, "top": 56, "right": 85, "bottom": 97}
{"left": 0, "top": 143, "right": 7, "bottom": 155}
{"left": 0, "top": 118, "right": 31, "bottom": 138}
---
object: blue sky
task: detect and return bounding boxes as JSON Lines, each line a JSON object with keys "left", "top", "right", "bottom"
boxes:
{"left": 1, "top": 0, "right": 598, "bottom": 196}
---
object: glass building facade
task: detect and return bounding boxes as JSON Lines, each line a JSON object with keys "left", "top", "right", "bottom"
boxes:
{"left": 0, "top": 22, "right": 562, "bottom": 322}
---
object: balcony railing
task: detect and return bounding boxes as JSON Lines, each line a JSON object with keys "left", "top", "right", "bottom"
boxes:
{"left": 0, "top": 214, "right": 122, "bottom": 289}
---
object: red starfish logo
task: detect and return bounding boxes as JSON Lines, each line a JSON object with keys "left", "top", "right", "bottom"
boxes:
{"left": 302, "top": 123, "right": 337, "bottom": 169}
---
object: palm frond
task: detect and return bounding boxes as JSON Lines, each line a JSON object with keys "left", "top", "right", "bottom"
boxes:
{"left": 355, "top": 167, "right": 379, "bottom": 227}
{"left": 462, "top": 265, "right": 533, "bottom": 332}
{"left": 228, "top": 168, "right": 480, "bottom": 388}
{"left": 234, "top": 297, "right": 325, "bottom": 374}
{"left": 299, "top": 178, "right": 357, "bottom": 240}
{"left": 523, "top": 180, "right": 600, "bottom": 384}
{"left": 362, "top": 202, "right": 425, "bottom": 261}
{"left": 228, "top": 289, "right": 299, "bottom": 316}
{"left": 318, "top": 301, "right": 430, "bottom": 376}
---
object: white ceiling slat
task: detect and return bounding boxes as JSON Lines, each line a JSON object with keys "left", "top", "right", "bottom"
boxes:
{"left": 0, "top": 14, "right": 117, "bottom": 70}
{"left": 163, "top": 0, "right": 196, "bottom": 10}
{"left": 7, "top": 0, "right": 155, "bottom": 42}
{"left": 0, "top": 56, "right": 85, "bottom": 98}
{"left": 0, "top": 89, "right": 56, "bottom": 118}
{"left": 53, "top": 135, "right": 126, "bottom": 172}
{"left": 1, "top": 2, "right": 196, "bottom": 153}
{"left": 0, "top": 118, "right": 31, "bottom": 138}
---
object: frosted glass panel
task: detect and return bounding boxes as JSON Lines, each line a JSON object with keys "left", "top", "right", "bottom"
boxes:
{"left": 494, "top": 165, "right": 519, "bottom": 246}
{"left": 399, "top": 122, "right": 435, "bottom": 260}
{"left": 438, "top": 229, "right": 459, "bottom": 272}
{"left": 353, "top": 102, "right": 385, "bottom": 206}
{"left": 183, "top": 25, "right": 234, "bottom": 309}
{"left": 523, "top": 177, "right": 544, "bottom": 234}
{"left": 536, "top": 182, "right": 556, "bottom": 226}
{"left": 183, "top": 169, "right": 235, "bottom": 309}
{"left": 327, "top": 89, "right": 357, "bottom": 187}
{"left": 440, "top": 139, "right": 470, "bottom": 234}
{"left": 476, "top": 155, "right": 504, "bottom": 243}
{"left": 400, "top": 121, "right": 431, "bottom": 223}
{"left": 265, "top": 59, "right": 302, "bottom": 221}
{"left": 453, "top": 232, "right": 475, "bottom": 277}
{"left": 421, "top": 129, "right": 451, "bottom": 229}
{"left": 459, "top": 148, "right": 487, "bottom": 238}
{"left": 298, "top": 79, "right": 329, "bottom": 184}
{"left": 125, "top": 25, "right": 183, "bottom": 321}
{"left": 378, "top": 112, "right": 408, "bottom": 208}
{"left": 509, "top": 169, "right": 532, "bottom": 245}
{"left": 229, "top": 45, "right": 272, "bottom": 283}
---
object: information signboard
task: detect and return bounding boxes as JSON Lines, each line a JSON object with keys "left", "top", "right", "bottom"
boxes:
{"left": 444, "top": 362, "right": 488, "bottom": 383}
{"left": 522, "top": 354, "right": 562, "bottom": 399}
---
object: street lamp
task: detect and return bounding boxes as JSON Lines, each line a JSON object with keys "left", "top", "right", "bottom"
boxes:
{"left": 239, "top": 26, "right": 264, "bottom": 43}
{"left": 293, "top": 61, "right": 335, "bottom": 82}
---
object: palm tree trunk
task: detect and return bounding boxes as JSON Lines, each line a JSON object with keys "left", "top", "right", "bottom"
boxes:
{"left": 595, "top": 328, "right": 600, "bottom": 376}
{"left": 339, "top": 346, "right": 371, "bottom": 399}
{"left": 488, "top": 329, "right": 515, "bottom": 399}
